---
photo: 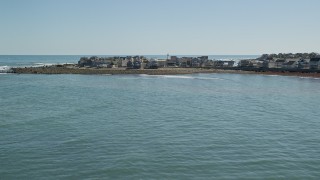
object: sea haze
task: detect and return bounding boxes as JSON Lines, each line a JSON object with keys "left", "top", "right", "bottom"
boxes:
{"left": 1, "top": 56, "right": 320, "bottom": 179}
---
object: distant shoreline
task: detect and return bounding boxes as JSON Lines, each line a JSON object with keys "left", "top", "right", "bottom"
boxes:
{"left": 11, "top": 65, "right": 320, "bottom": 78}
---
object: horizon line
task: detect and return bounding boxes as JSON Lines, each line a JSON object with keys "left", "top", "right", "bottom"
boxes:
{"left": 0, "top": 54, "right": 261, "bottom": 56}
{"left": 1, "top": 52, "right": 318, "bottom": 56}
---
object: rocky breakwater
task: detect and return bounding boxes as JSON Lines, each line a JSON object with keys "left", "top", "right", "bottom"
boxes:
{"left": 12, "top": 65, "right": 231, "bottom": 75}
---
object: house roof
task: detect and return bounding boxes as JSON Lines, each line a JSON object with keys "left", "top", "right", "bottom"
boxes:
{"left": 286, "top": 61, "right": 296, "bottom": 65}
{"left": 286, "top": 58, "right": 300, "bottom": 62}
{"left": 299, "top": 59, "right": 310, "bottom": 62}
{"left": 310, "top": 58, "right": 320, "bottom": 62}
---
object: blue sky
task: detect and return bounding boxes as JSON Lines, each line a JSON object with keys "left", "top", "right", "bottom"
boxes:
{"left": 0, "top": 0, "right": 319, "bottom": 55}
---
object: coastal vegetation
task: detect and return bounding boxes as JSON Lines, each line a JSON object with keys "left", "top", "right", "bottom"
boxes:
{"left": 257, "top": 52, "right": 319, "bottom": 60}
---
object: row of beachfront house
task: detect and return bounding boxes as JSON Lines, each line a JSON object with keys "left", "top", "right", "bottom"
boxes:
{"left": 78, "top": 56, "right": 146, "bottom": 68}
{"left": 238, "top": 58, "right": 320, "bottom": 70}
{"left": 78, "top": 56, "right": 235, "bottom": 69}
{"left": 164, "top": 56, "right": 235, "bottom": 68}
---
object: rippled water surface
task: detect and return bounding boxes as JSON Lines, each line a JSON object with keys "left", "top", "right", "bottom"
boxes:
{"left": 1, "top": 73, "right": 320, "bottom": 179}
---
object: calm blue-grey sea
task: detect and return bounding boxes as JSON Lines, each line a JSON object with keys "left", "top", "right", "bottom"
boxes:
{"left": 1, "top": 55, "right": 320, "bottom": 179}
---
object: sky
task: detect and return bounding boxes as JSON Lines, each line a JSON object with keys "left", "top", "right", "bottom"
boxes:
{"left": 0, "top": 0, "right": 319, "bottom": 55}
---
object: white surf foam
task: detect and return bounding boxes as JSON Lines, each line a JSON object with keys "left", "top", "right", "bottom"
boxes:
{"left": 265, "top": 75, "right": 280, "bottom": 77}
{"left": 32, "top": 63, "right": 55, "bottom": 67}
{"left": 299, "top": 77, "right": 320, "bottom": 80}
{"left": 0, "top": 66, "right": 12, "bottom": 73}
{"left": 160, "top": 75, "right": 195, "bottom": 79}
{"left": 141, "top": 74, "right": 222, "bottom": 80}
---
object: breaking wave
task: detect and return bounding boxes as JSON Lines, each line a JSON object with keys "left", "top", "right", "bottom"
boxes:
{"left": 140, "top": 74, "right": 222, "bottom": 80}
{"left": 0, "top": 66, "right": 12, "bottom": 73}
{"left": 32, "top": 63, "right": 55, "bottom": 67}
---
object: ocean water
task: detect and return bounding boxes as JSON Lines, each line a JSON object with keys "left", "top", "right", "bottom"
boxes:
{"left": 0, "top": 55, "right": 83, "bottom": 67}
{"left": 1, "top": 56, "right": 320, "bottom": 179}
